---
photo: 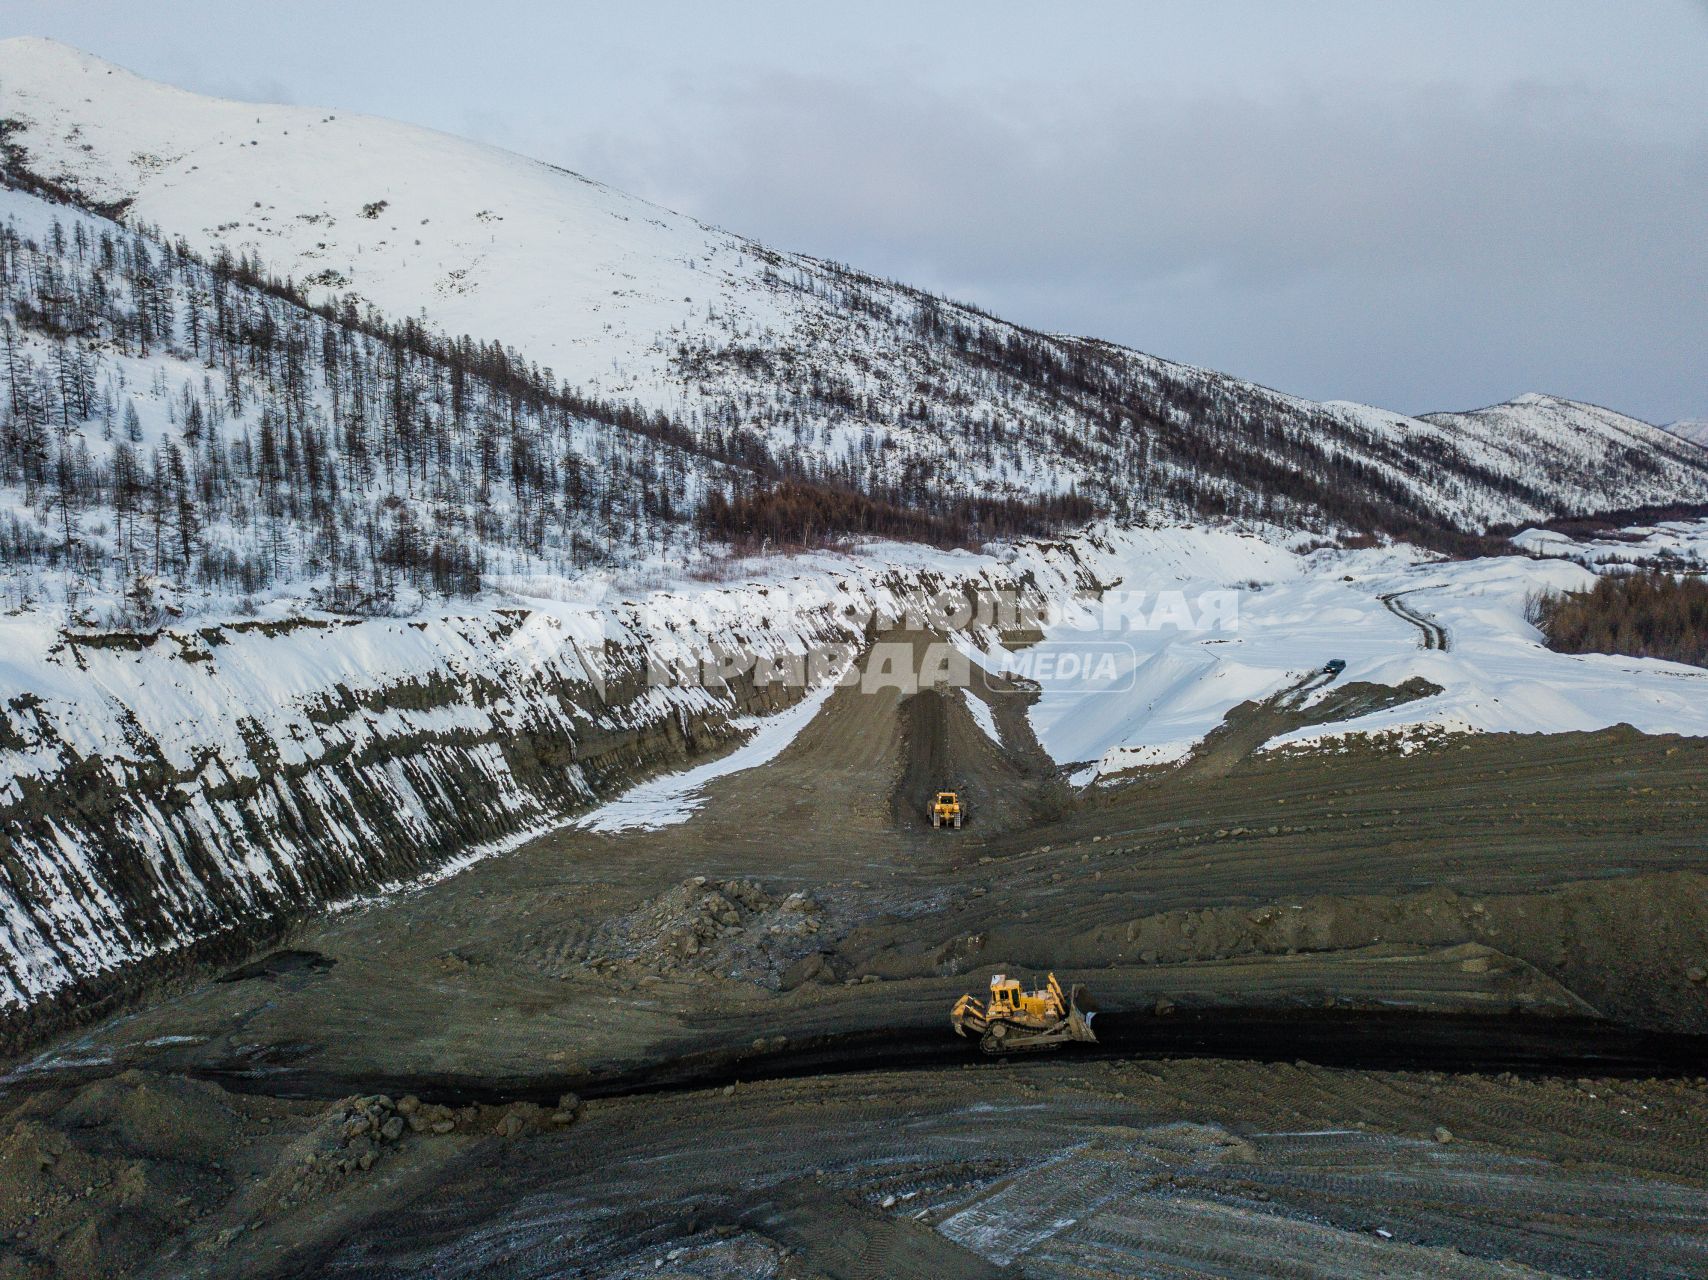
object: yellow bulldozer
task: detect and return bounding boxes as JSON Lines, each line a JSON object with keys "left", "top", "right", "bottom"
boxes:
{"left": 930, "top": 791, "right": 963, "bottom": 830}
{"left": 950, "top": 972, "right": 1097, "bottom": 1054}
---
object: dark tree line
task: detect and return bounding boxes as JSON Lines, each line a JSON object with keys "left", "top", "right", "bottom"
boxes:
{"left": 0, "top": 186, "right": 1122, "bottom": 617}
{"left": 698, "top": 479, "right": 1094, "bottom": 551}
{"left": 687, "top": 257, "right": 1708, "bottom": 552}
{"left": 8, "top": 161, "right": 1702, "bottom": 622}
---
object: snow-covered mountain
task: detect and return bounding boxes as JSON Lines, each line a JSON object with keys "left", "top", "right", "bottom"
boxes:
{"left": 0, "top": 179, "right": 738, "bottom": 621}
{"left": 4, "top": 35, "right": 1706, "bottom": 543}
{"left": 4, "top": 33, "right": 1708, "bottom": 1053}
{"left": 1416, "top": 394, "right": 1708, "bottom": 509}
{"left": 1663, "top": 419, "right": 1708, "bottom": 449}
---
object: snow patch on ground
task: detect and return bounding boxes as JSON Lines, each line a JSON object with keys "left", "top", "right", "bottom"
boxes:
{"left": 961, "top": 688, "right": 1002, "bottom": 746}
{"left": 995, "top": 521, "right": 1708, "bottom": 780}
{"left": 577, "top": 680, "right": 841, "bottom": 833}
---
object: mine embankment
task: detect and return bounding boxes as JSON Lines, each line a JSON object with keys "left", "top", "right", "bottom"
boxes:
{"left": 3, "top": 622, "right": 1707, "bottom": 1278}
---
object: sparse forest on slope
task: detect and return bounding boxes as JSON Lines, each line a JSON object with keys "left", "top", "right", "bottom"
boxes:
{"left": 0, "top": 184, "right": 1129, "bottom": 619}
{"left": 0, "top": 188, "right": 733, "bottom": 618}
{"left": 1529, "top": 570, "right": 1708, "bottom": 669}
{"left": 0, "top": 33, "right": 1705, "bottom": 613}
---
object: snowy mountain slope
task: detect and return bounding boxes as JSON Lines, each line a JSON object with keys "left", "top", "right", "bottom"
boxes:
{"left": 0, "top": 181, "right": 737, "bottom": 622}
{"left": 1663, "top": 419, "right": 1708, "bottom": 449}
{"left": 5, "top": 33, "right": 1707, "bottom": 1068}
{"left": 1418, "top": 394, "right": 1708, "bottom": 507}
{"left": 0, "top": 38, "right": 733, "bottom": 406}
{"left": 5, "top": 37, "right": 1707, "bottom": 537}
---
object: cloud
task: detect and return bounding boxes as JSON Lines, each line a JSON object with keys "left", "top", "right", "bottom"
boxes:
{"left": 569, "top": 72, "right": 1707, "bottom": 421}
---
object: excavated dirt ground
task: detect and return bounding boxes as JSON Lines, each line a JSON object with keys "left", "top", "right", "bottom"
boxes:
{"left": 3, "top": 631, "right": 1708, "bottom": 1277}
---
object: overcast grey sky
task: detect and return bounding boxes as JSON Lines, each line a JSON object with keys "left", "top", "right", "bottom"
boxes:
{"left": 6, "top": 1, "right": 1707, "bottom": 422}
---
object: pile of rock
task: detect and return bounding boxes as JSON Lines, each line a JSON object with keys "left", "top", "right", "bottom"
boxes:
{"left": 265, "top": 1091, "right": 582, "bottom": 1212}
{"left": 603, "top": 877, "right": 829, "bottom": 987}
{"left": 391, "top": 1092, "right": 582, "bottom": 1140}
{"left": 273, "top": 1094, "right": 411, "bottom": 1204}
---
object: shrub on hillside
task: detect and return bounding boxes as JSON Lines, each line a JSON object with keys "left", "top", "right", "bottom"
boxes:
{"left": 1527, "top": 571, "right": 1708, "bottom": 668}
{"left": 697, "top": 480, "right": 1093, "bottom": 552}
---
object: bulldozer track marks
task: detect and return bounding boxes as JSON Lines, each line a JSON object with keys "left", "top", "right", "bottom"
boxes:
{"left": 304, "top": 1059, "right": 1708, "bottom": 1278}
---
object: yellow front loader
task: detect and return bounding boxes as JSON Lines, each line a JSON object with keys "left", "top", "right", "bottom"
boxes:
{"left": 950, "top": 972, "right": 1097, "bottom": 1054}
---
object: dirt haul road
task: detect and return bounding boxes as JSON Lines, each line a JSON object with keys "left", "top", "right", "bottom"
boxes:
{"left": 3, "top": 629, "right": 1708, "bottom": 1278}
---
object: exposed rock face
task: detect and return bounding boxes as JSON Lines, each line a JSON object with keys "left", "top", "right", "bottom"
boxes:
{"left": 0, "top": 537, "right": 1103, "bottom": 1053}
{"left": 0, "top": 611, "right": 722, "bottom": 1051}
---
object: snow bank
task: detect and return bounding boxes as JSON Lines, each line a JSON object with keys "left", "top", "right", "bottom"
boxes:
{"left": 960, "top": 689, "right": 1002, "bottom": 747}
{"left": 998, "top": 520, "right": 1708, "bottom": 779}
{"left": 578, "top": 679, "right": 841, "bottom": 832}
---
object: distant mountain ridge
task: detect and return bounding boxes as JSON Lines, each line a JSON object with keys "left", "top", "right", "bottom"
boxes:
{"left": 3, "top": 34, "right": 1707, "bottom": 544}
{"left": 1663, "top": 419, "right": 1708, "bottom": 449}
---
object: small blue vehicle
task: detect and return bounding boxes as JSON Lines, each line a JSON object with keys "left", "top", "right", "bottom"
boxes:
{"left": 1323, "top": 659, "right": 1347, "bottom": 676}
